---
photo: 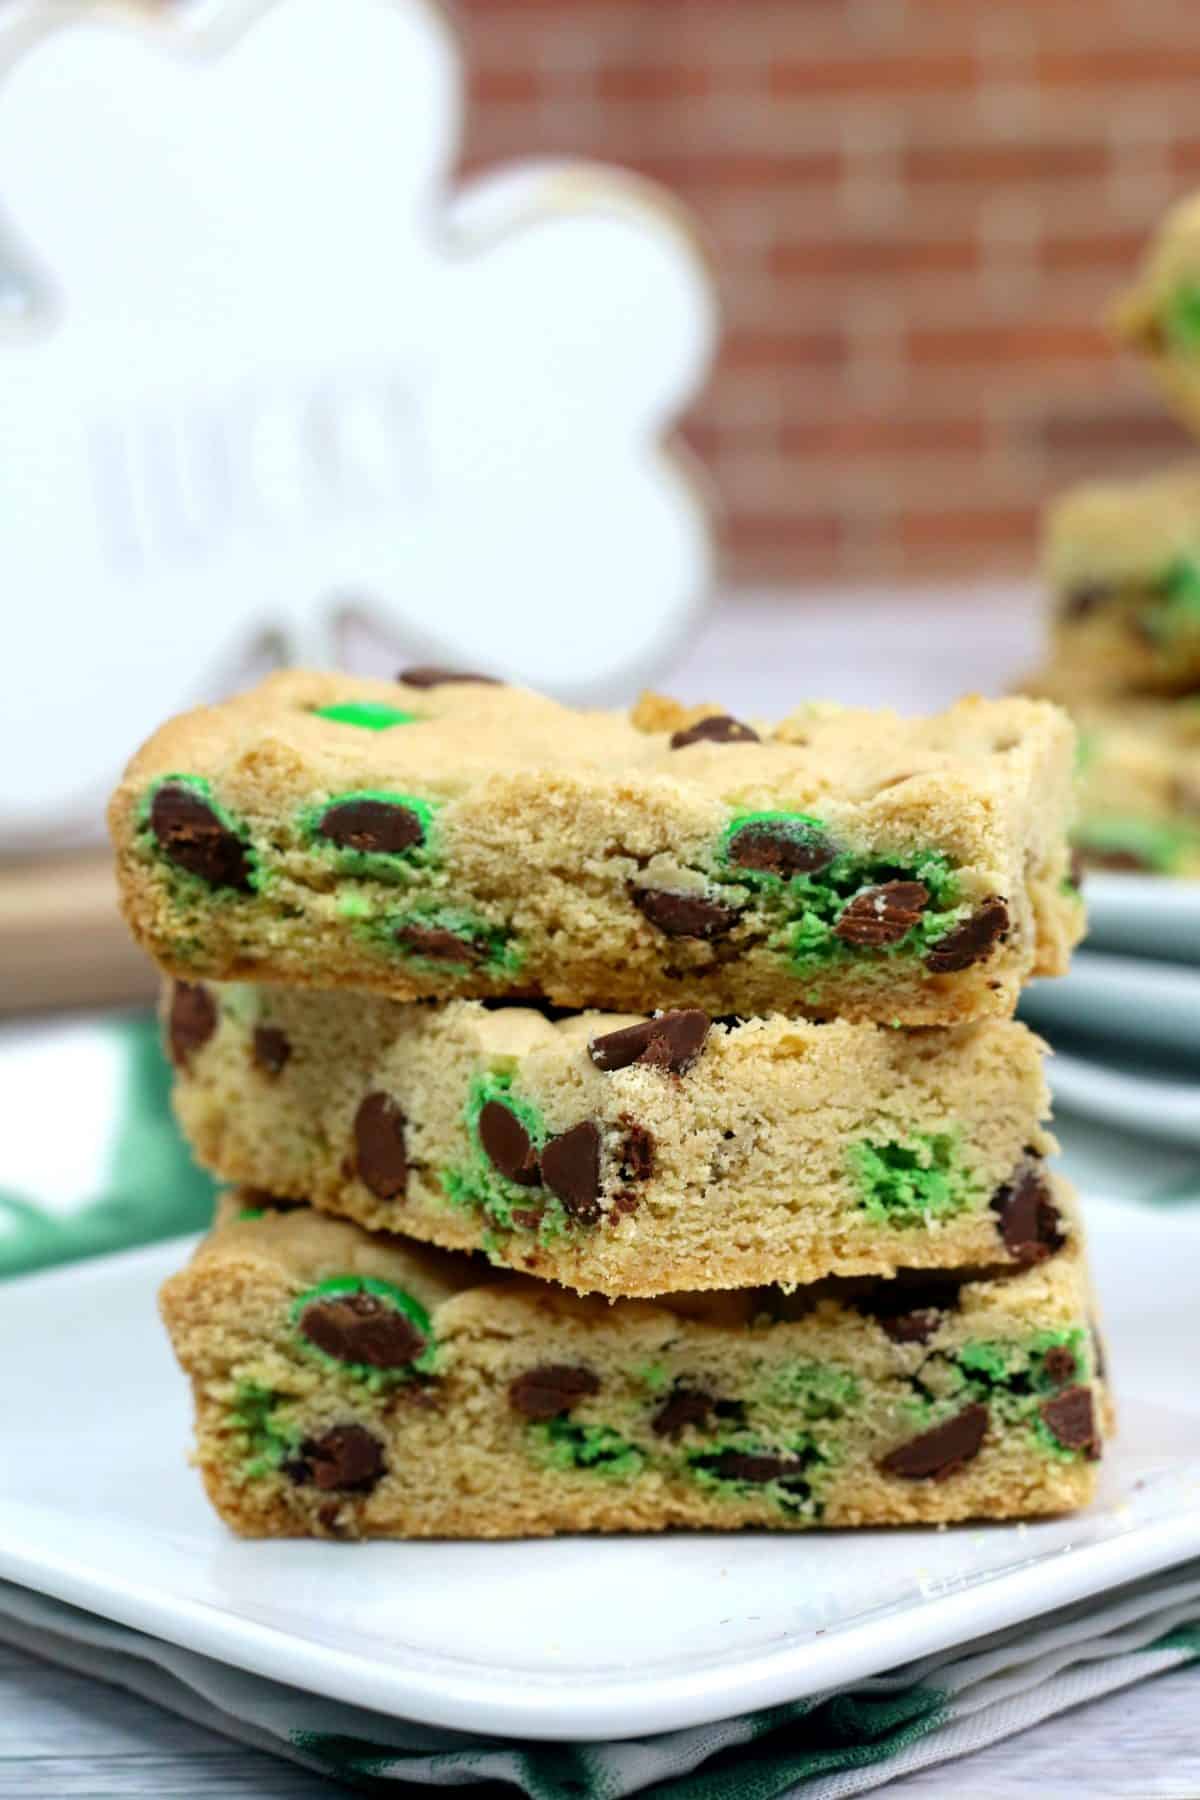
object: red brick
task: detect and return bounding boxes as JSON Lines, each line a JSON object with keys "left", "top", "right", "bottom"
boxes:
{"left": 1039, "top": 48, "right": 1200, "bottom": 86}
{"left": 1170, "top": 142, "right": 1200, "bottom": 175}
{"left": 727, "top": 512, "right": 846, "bottom": 552}
{"left": 898, "top": 506, "right": 1038, "bottom": 550}
{"left": 778, "top": 417, "right": 987, "bottom": 456}
{"left": 721, "top": 329, "right": 848, "bottom": 371}
{"left": 1037, "top": 410, "right": 1192, "bottom": 454}
{"left": 907, "top": 323, "right": 1111, "bottom": 366}
{"left": 595, "top": 64, "right": 712, "bottom": 101}
{"left": 467, "top": 68, "right": 543, "bottom": 106}
{"left": 770, "top": 54, "right": 978, "bottom": 97}
{"left": 903, "top": 141, "right": 1110, "bottom": 183}
{"left": 770, "top": 239, "right": 978, "bottom": 278}
{"left": 634, "top": 151, "right": 843, "bottom": 190}
{"left": 1039, "top": 233, "right": 1150, "bottom": 273}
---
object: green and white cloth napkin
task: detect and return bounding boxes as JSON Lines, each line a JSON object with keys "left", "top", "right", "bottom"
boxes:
{"left": 2, "top": 1567, "right": 1200, "bottom": 1796}
{"left": 0, "top": 1011, "right": 216, "bottom": 1279}
{"left": 2, "top": 1008, "right": 1200, "bottom": 1795}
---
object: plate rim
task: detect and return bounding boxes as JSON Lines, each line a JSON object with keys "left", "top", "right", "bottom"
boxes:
{"left": 2, "top": 1219, "right": 1200, "bottom": 1742}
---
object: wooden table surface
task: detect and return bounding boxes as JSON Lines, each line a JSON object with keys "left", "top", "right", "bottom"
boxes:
{"left": 4, "top": 1638, "right": 1200, "bottom": 1797}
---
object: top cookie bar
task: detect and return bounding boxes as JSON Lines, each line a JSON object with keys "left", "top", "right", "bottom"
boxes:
{"left": 109, "top": 671, "right": 1082, "bottom": 1023}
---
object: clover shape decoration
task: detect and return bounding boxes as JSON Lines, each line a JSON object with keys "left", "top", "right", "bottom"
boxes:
{"left": 0, "top": 0, "right": 716, "bottom": 839}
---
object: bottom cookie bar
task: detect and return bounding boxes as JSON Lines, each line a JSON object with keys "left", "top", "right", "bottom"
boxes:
{"left": 160, "top": 1186, "right": 1110, "bottom": 1539}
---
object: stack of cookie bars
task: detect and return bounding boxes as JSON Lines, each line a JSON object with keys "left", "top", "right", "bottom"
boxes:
{"left": 109, "top": 669, "right": 1107, "bottom": 1538}
{"left": 1026, "top": 194, "right": 1200, "bottom": 878}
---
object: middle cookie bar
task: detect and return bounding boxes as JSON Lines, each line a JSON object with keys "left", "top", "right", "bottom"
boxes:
{"left": 168, "top": 983, "right": 1058, "bottom": 1298}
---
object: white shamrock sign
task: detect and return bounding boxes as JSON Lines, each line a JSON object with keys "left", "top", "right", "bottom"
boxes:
{"left": 0, "top": 0, "right": 715, "bottom": 837}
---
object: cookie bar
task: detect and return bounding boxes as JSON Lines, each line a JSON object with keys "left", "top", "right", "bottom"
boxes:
{"left": 160, "top": 1189, "right": 1108, "bottom": 1539}
{"left": 109, "top": 672, "right": 1082, "bottom": 1025}
{"left": 168, "top": 982, "right": 1060, "bottom": 1297}
{"left": 1113, "top": 192, "right": 1200, "bottom": 437}
{"left": 1027, "top": 677, "right": 1200, "bottom": 877}
{"left": 1042, "top": 466, "right": 1200, "bottom": 696}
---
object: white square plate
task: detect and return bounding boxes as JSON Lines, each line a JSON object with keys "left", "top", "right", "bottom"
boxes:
{"left": 2, "top": 1196, "right": 1199, "bottom": 1742}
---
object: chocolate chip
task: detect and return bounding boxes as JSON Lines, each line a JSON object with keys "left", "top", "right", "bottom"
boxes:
{"left": 707, "top": 1449, "right": 808, "bottom": 1484}
{"left": 396, "top": 667, "right": 500, "bottom": 688}
{"left": 149, "top": 783, "right": 253, "bottom": 891}
{"left": 924, "top": 897, "right": 1010, "bottom": 973}
{"left": 393, "top": 923, "right": 487, "bottom": 965}
{"left": 857, "top": 1276, "right": 959, "bottom": 1344}
{"left": 725, "top": 819, "right": 836, "bottom": 877}
{"left": 299, "top": 1290, "right": 425, "bottom": 1368}
{"left": 241, "top": 1189, "right": 303, "bottom": 1214}
{"left": 294, "top": 1424, "right": 386, "bottom": 1492}
{"left": 589, "top": 1009, "right": 711, "bottom": 1075}
{"left": 541, "top": 1120, "right": 601, "bottom": 1223}
{"left": 880, "top": 1307, "right": 944, "bottom": 1345}
{"left": 1081, "top": 848, "right": 1151, "bottom": 873}
{"left": 631, "top": 887, "right": 740, "bottom": 939}
{"left": 252, "top": 1025, "right": 291, "bottom": 1076}
{"left": 508, "top": 1363, "right": 601, "bottom": 1420}
{"left": 1040, "top": 1385, "right": 1100, "bottom": 1458}
{"left": 354, "top": 1091, "right": 408, "bottom": 1200}
{"left": 478, "top": 1100, "right": 541, "bottom": 1187}
{"left": 652, "top": 1388, "right": 714, "bottom": 1440}
{"left": 669, "top": 714, "right": 760, "bottom": 750}
{"left": 991, "top": 1162, "right": 1063, "bottom": 1264}
{"left": 833, "top": 880, "right": 930, "bottom": 948}
{"left": 1042, "top": 1345, "right": 1078, "bottom": 1386}
{"left": 879, "top": 1402, "right": 989, "bottom": 1480}
{"left": 1062, "top": 582, "right": 1112, "bottom": 621}
{"left": 1068, "top": 847, "right": 1085, "bottom": 890}
{"left": 166, "top": 980, "right": 217, "bottom": 1069}
{"left": 317, "top": 798, "right": 424, "bottom": 855}
{"left": 510, "top": 1207, "right": 545, "bottom": 1230}
{"left": 618, "top": 1120, "right": 656, "bottom": 1184}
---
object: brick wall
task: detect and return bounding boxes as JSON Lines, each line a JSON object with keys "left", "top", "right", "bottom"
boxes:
{"left": 455, "top": 0, "right": 1200, "bottom": 587}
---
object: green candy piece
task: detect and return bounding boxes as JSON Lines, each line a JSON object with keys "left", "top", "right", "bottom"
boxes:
{"left": 1165, "top": 282, "right": 1200, "bottom": 351}
{"left": 441, "top": 1070, "right": 563, "bottom": 1236}
{"left": 534, "top": 1418, "right": 643, "bottom": 1478}
{"left": 710, "top": 814, "right": 964, "bottom": 974}
{"left": 1148, "top": 555, "right": 1200, "bottom": 644}
{"left": 719, "top": 810, "right": 836, "bottom": 881}
{"left": 765, "top": 1361, "right": 859, "bottom": 1420}
{"left": 139, "top": 772, "right": 261, "bottom": 895}
{"left": 949, "top": 1327, "right": 1096, "bottom": 1460}
{"left": 229, "top": 1381, "right": 298, "bottom": 1480}
{"left": 312, "top": 701, "right": 419, "bottom": 731}
{"left": 237, "top": 1207, "right": 266, "bottom": 1222}
{"left": 687, "top": 1435, "right": 826, "bottom": 1517}
{"left": 388, "top": 908, "right": 521, "bottom": 976}
{"left": 290, "top": 1275, "right": 436, "bottom": 1382}
{"left": 302, "top": 788, "right": 439, "bottom": 880}
{"left": 850, "top": 1132, "right": 972, "bottom": 1226}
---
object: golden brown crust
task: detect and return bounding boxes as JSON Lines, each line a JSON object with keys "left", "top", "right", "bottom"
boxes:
{"left": 109, "top": 674, "right": 1082, "bottom": 1023}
